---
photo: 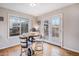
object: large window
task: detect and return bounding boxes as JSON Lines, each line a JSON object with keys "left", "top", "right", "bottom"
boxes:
{"left": 9, "top": 16, "right": 29, "bottom": 36}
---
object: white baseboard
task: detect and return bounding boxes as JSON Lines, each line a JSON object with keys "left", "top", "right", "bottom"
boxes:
{"left": 63, "top": 46, "right": 79, "bottom": 53}
{"left": 44, "top": 40, "right": 79, "bottom": 53}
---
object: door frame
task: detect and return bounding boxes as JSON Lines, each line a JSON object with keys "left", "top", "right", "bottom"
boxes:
{"left": 49, "top": 14, "right": 63, "bottom": 47}
{"left": 41, "top": 14, "right": 63, "bottom": 47}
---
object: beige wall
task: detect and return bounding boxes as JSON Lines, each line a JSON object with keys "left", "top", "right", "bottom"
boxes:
{"left": 0, "top": 7, "right": 35, "bottom": 49}
{"left": 37, "top": 4, "right": 79, "bottom": 52}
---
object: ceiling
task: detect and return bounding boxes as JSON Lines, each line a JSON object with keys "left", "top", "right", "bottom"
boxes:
{"left": 0, "top": 3, "right": 73, "bottom": 16}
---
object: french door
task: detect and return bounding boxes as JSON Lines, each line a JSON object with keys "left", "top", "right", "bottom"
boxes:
{"left": 43, "top": 14, "right": 63, "bottom": 46}
{"left": 50, "top": 15, "right": 63, "bottom": 46}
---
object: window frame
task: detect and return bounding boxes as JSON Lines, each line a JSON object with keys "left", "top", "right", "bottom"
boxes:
{"left": 8, "top": 14, "right": 31, "bottom": 38}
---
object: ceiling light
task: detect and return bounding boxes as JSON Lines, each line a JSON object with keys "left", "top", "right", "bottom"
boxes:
{"left": 30, "top": 3, "right": 37, "bottom": 7}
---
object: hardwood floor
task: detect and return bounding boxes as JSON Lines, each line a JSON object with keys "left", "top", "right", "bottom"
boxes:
{"left": 0, "top": 42, "right": 79, "bottom": 56}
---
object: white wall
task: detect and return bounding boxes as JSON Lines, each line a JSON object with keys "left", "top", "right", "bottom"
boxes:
{"left": 37, "top": 4, "right": 79, "bottom": 52}
{"left": 0, "top": 7, "right": 35, "bottom": 49}
{"left": 63, "top": 4, "right": 79, "bottom": 52}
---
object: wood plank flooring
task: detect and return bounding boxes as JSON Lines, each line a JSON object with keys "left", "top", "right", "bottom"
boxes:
{"left": 0, "top": 42, "right": 79, "bottom": 56}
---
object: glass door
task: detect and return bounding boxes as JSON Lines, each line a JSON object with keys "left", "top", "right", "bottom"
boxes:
{"left": 50, "top": 15, "right": 62, "bottom": 46}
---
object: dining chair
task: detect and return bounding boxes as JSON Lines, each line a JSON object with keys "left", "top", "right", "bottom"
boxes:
{"left": 20, "top": 37, "right": 28, "bottom": 56}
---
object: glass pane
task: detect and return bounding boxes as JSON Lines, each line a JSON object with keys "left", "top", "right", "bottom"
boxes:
{"left": 44, "top": 20, "right": 49, "bottom": 39}
{"left": 52, "top": 16, "right": 60, "bottom": 38}
{"left": 9, "top": 16, "right": 20, "bottom": 36}
{"left": 21, "top": 23, "right": 28, "bottom": 34}
{"left": 52, "top": 16, "right": 60, "bottom": 26}
{"left": 21, "top": 18, "right": 28, "bottom": 34}
{"left": 52, "top": 27, "right": 59, "bottom": 37}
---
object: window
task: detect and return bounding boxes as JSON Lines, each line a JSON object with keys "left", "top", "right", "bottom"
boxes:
{"left": 9, "top": 16, "right": 29, "bottom": 36}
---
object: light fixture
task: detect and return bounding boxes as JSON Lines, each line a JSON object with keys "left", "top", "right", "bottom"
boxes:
{"left": 30, "top": 3, "right": 37, "bottom": 7}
